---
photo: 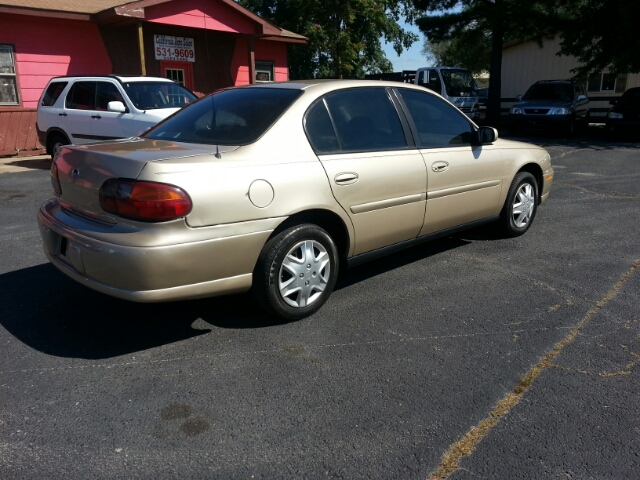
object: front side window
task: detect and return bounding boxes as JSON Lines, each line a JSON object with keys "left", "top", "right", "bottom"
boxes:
{"left": 398, "top": 89, "right": 473, "bottom": 148}
{"left": 440, "top": 69, "right": 476, "bottom": 97}
{"left": 144, "top": 87, "right": 302, "bottom": 145}
{"left": 96, "top": 82, "right": 125, "bottom": 111}
{"left": 0, "top": 44, "right": 19, "bottom": 105}
{"left": 323, "top": 88, "right": 407, "bottom": 152}
{"left": 65, "top": 81, "right": 96, "bottom": 110}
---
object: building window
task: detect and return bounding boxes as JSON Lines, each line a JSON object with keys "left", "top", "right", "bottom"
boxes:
{"left": 165, "top": 68, "right": 185, "bottom": 86}
{"left": 587, "top": 72, "right": 628, "bottom": 93}
{"left": 0, "top": 44, "right": 19, "bottom": 105}
{"left": 255, "top": 61, "right": 274, "bottom": 82}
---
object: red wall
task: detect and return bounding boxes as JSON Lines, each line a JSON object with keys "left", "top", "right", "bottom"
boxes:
{"left": 231, "top": 38, "right": 289, "bottom": 86}
{"left": 0, "top": 14, "right": 112, "bottom": 108}
{"left": 145, "top": 0, "right": 256, "bottom": 34}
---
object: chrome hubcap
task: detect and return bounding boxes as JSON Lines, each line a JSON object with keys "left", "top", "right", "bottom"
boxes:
{"left": 278, "top": 240, "right": 330, "bottom": 308}
{"left": 512, "top": 183, "right": 535, "bottom": 228}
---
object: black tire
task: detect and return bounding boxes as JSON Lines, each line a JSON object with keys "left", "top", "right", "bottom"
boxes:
{"left": 498, "top": 172, "right": 539, "bottom": 237}
{"left": 561, "top": 117, "right": 575, "bottom": 137}
{"left": 252, "top": 224, "right": 339, "bottom": 320}
{"left": 47, "top": 132, "right": 69, "bottom": 157}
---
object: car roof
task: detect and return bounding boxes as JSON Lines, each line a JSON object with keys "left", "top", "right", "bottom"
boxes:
{"left": 47, "top": 75, "right": 175, "bottom": 83}
{"left": 241, "top": 79, "right": 436, "bottom": 96}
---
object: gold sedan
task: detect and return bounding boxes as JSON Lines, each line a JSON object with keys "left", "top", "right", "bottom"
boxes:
{"left": 38, "top": 80, "right": 553, "bottom": 320}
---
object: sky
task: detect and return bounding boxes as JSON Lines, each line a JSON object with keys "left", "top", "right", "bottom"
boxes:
{"left": 382, "top": 21, "right": 427, "bottom": 71}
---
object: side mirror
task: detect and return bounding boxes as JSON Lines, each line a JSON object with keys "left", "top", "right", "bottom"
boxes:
{"left": 577, "top": 94, "right": 587, "bottom": 101}
{"left": 107, "top": 101, "right": 127, "bottom": 113}
{"left": 476, "top": 126, "right": 498, "bottom": 144}
{"left": 609, "top": 99, "right": 618, "bottom": 105}
{"left": 515, "top": 95, "right": 523, "bottom": 101}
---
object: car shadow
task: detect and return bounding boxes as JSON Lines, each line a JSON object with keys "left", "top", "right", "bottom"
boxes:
{"left": 0, "top": 236, "right": 473, "bottom": 360}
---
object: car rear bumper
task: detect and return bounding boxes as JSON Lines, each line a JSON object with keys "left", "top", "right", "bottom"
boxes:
{"left": 37, "top": 200, "right": 278, "bottom": 302}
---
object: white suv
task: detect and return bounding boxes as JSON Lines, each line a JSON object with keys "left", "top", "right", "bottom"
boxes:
{"left": 37, "top": 75, "right": 197, "bottom": 155}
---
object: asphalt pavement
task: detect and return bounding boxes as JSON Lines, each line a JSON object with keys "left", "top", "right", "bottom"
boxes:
{"left": 1, "top": 131, "right": 638, "bottom": 479}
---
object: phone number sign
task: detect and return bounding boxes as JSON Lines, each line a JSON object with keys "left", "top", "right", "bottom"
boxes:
{"left": 154, "top": 35, "right": 195, "bottom": 62}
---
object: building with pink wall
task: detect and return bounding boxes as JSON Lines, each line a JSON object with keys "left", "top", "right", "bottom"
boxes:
{"left": 0, "top": 0, "right": 305, "bottom": 156}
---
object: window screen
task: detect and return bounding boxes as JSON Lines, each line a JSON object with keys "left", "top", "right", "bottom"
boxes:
{"left": 0, "top": 44, "right": 19, "bottom": 105}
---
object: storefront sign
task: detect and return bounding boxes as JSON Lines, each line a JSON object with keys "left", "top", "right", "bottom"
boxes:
{"left": 154, "top": 35, "right": 195, "bottom": 62}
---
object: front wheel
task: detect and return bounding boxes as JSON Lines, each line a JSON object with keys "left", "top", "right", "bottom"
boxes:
{"left": 498, "top": 172, "right": 538, "bottom": 237}
{"left": 252, "top": 224, "right": 339, "bottom": 320}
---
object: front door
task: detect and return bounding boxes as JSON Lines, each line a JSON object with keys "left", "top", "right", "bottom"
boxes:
{"left": 307, "top": 87, "right": 428, "bottom": 256}
{"left": 395, "top": 88, "right": 504, "bottom": 235}
{"left": 160, "top": 61, "right": 194, "bottom": 92}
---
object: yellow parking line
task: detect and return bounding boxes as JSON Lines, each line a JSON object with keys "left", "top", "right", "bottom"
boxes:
{"left": 428, "top": 259, "right": 640, "bottom": 480}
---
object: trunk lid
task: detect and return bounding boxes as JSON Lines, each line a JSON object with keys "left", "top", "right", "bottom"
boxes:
{"left": 54, "top": 138, "right": 235, "bottom": 221}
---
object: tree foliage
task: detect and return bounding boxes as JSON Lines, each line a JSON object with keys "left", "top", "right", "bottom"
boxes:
{"left": 422, "top": 31, "right": 491, "bottom": 75}
{"left": 413, "top": 0, "right": 564, "bottom": 122}
{"left": 239, "top": 0, "right": 419, "bottom": 79}
{"left": 558, "top": 0, "right": 640, "bottom": 77}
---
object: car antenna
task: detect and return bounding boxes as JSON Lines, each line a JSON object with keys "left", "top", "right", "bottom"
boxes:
{"left": 212, "top": 97, "right": 221, "bottom": 158}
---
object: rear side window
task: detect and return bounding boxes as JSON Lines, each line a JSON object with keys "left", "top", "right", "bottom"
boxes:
{"left": 41, "top": 82, "right": 67, "bottom": 106}
{"left": 144, "top": 88, "right": 302, "bottom": 145}
{"left": 323, "top": 88, "right": 407, "bottom": 152}
{"left": 65, "top": 81, "right": 96, "bottom": 110}
{"left": 304, "top": 100, "right": 339, "bottom": 154}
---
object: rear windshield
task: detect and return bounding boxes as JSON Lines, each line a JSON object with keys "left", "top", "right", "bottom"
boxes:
{"left": 144, "top": 87, "right": 303, "bottom": 146}
{"left": 523, "top": 83, "right": 574, "bottom": 102}
{"left": 121, "top": 81, "right": 197, "bottom": 110}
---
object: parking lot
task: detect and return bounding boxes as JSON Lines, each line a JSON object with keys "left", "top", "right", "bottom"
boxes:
{"left": 1, "top": 130, "right": 639, "bottom": 479}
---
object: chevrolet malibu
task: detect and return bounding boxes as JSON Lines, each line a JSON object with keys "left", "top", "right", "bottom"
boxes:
{"left": 38, "top": 80, "right": 554, "bottom": 320}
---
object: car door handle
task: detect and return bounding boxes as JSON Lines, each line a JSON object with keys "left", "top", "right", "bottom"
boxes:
{"left": 334, "top": 172, "right": 359, "bottom": 185}
{"left": 431, "top": 161, "right": 449, "bottom": 173}
{"left": 58, "top": 113, "right": 67, "bottom": 116}
{"left": 91, "top": 115, "right": 102, "bottom": 119}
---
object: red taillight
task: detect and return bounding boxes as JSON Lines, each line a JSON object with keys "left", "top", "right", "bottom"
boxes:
{"left": 99, "top": 179, "right": 192, "bottom": 222}
{"left": 50, "top": 161, "right": 62, "bottom": 195}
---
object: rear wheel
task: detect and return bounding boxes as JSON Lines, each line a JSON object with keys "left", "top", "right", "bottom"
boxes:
{"left": 47, "top": 132, "right": 69, "bottom": 157}
{"left": 499, "top": 172, "right": 538, "bottom": 237}
{"left": 252, "top": 224, "right": 339, "bottom": 320}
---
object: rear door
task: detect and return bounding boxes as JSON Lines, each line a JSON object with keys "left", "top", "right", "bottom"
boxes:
{"left": 395, "top": 88, "right": 504, "bottom": 235}
{"left": 63, "top": 81, "right": 97, "bottom": 145}
{"left": 306, "top": 87, "right": 427, "bottom": 256}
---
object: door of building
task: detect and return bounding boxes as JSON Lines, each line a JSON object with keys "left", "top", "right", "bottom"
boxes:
{"left": 160, "top": 61, "right": 194, "bottom": 92}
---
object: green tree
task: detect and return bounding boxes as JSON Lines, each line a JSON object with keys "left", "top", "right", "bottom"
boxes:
{"left": 239, "top": 0, "right": 418, "bottom": 79}
{"left": 558, "top": 0, "right": 640, "bottom": 77}
{"left": 413, "top": 0, "right": 563, "bottom": 123}
{"left": 422, "top": 30, "right": 491, "bottom": 75}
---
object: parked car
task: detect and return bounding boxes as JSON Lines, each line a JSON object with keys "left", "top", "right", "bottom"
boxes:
{"left": 38, "top": 80, "right": 554, "bottom": 320}
{"left": 509, "top": 80, "right": 590, "bottom": 136}
{"left": 605, "top": 87, "right": 640, "bottom": 137}
{"left": 37, "top": 75, "right": 197, "bottom": 156}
